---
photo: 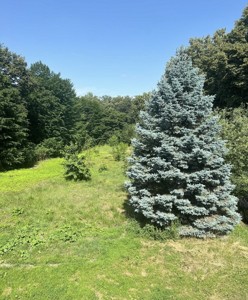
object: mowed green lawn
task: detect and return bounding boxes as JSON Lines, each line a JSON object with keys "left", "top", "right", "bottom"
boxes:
{"left": 0, "top": 145, "right": 247, "bottom": 300}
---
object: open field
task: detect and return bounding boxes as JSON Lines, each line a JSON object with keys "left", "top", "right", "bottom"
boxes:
{"left": 0, "top": 145, "right": 247, "bottom": 300}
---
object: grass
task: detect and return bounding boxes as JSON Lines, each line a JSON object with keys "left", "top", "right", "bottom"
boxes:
{"left": 0, "top": 158, "right": 64, "bottom": 192}
{"left": 0, "top": 145, "right": 248, "bottom": 299}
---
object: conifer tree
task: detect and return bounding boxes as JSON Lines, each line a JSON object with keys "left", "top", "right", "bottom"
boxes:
{"left": 126, "top": 49, "right": 240, "bottom": 238}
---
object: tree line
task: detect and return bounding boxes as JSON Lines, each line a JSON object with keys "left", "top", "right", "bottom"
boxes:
{"left": 187, "top": 6, "right": 248, "bottom": 108}
{"left": 0, "top": 45, "right": 149, "bottom": 171}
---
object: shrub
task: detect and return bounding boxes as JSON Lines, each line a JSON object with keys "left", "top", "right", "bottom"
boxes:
{"left": 219, "top": 107, "right": 248, "bottom": 222}
{"left": 234, "top": 176, "right": 248, "bottom": 222}
{"left": 35, "top": 137, "right": 64, "bottom": 160}
{"left": 63, "top": 144, "right": 91, "bottom": 181}
{"left": 21, "top": 143, "right": 37, "bottom": 168}
{"left": 219, "top": 107, "right": 248, "bottom": 176}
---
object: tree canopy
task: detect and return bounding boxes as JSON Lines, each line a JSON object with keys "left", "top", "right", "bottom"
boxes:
{"left": 0, "top": 45, "right": 32, "bottom": 170}
{"left": 188, "top": 6, "right": 248, "bottom": 108}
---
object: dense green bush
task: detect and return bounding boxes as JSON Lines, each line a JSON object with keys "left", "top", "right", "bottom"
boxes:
{"left": 118, "top": 124, "right": 135, "bottom": 144}
{"left": 219, "top": 108, "right": 248, "bottom": 176}
{"left": 64, "top": 154, "right": 91, "bottom": 181}
{"left": 234, "top": 176, "right": 248, "bottom": 222}
{"left": 20, "top": 143, "right": 37, "bottom": 168}
{"left": 63, "top": 144, "right": 91, "bottom": 181}
{"left": 219, "top": 107, "right": 248, "bottom": 222}
{"left": 35, "top": 137, "right": 64, "bottom": 160}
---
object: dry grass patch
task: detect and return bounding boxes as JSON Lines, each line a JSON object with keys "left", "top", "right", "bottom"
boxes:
{"left": 168, "top": 235, "right": 247, "bottom": 277}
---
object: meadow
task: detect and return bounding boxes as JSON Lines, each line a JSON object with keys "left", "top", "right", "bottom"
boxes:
{"left": 0, "top": 145, "right": 247, "bottom": 300}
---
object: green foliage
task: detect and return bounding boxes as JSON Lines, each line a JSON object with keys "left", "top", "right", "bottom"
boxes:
{"left": 118, "top": 124, "right": 135, "bottom": 144}
{"left": 234, "top": 176, "right": 248, "bottom": 223}
{"left": 0, "top": 44, "right": 30, "bottom": 93}
{"left": 219, "top": 107, "right": 248, "bottom": 176}
{"left": 28, "top": 62, "right": 77, "bottom": 145}
{"left": 52, "top": 224, "right": 82, "bottom": 243}
{"left": 64, "top": 155, "right": 91, "bottom": 181}
{"left": 219, "top": 107, "right": 248, "bottom": 222}
{"left": 0, "top": 44, "right": 148, "bottom": 171}
{"left": 27, "top": 89, "right": 66, "bottom": 144}
{"left": 20, "top": 143, "right": 37, "bottom": 167}
{"left": 0, "top": 223, "right": 83, "bottom": 256}
{"left": 188, "top": 6, "right": 248, "bottom": 107}
{"left": 0, "top": 88, "right": 28, "bottom": 170}
{"left": 74, "top": 93, "right": 127, "bottom": 145}
{"left": 0, "top": 46, "right": 77, "bottom": 170}
{"left": 0, "top": 225, "right": 44, "bottom": 256}
{"left": 112, "top": 142, "right": 128, "bottom": 161}
{"left": 63, "top": 145, "right": 91, "bottom": 181}
{"left": 35, "top": 137, "right": 64, "bottom": 160}
{"left": 101, "top": 93, "right": 150, "bottom": 124}
{"left": 34, "top": 145, "right": 51, "bottom": 161}
{"left": 108, "top": 135, "right": 128, "bottom": 161}
{"left": 0, "top": 45, "right": 34, "bottom": 170}
{"left": 11, "top": 207, "right": 25, "bottom": 216}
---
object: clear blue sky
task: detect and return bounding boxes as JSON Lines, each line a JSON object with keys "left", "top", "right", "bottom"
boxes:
{"left": 1, "top": 0, "right": 247, "bottom": 97}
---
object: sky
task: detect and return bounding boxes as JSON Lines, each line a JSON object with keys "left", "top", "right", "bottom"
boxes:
{"left": 1, "top": 0, "right": 247, "bottom": 97}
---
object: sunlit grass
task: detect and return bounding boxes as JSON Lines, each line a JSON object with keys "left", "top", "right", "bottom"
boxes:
{"left": 0, "top": 145, "right": 247, "bottom": 299}
{"left": 0, "top": 158, "right": 64, "bottom": 192}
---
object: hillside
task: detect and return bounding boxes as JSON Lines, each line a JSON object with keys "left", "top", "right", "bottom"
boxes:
{"left": 0, "top": 145, "right": 247, "bottom": 299}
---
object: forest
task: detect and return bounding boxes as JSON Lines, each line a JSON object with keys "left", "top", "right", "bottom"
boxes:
{"left": 0, "top": 5, "right": 248, "bottom": 300}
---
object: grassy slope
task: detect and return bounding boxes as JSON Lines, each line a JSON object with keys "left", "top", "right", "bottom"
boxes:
{"left": 0, "top": 145, "right": 247, "bottom": 300}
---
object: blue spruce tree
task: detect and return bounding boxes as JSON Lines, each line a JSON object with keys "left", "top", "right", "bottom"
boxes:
{"left": 126, "top": 49, "right": 240, "bottom": 238}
